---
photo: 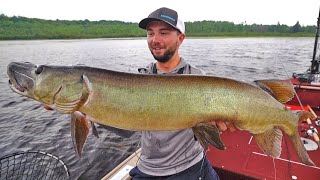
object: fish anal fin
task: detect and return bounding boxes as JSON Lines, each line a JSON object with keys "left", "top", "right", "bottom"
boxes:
{"left": 254, "top": 79, "right": 295, "bottom": 103}
{"left": 71, "top": 111, "right": 90, "bottom": 157}
{"left": 253, "top": 128, "right": 283, "bottom": 158}
{"left": 288, "top": 132, "right": 315, "bottom": 166}
{"left": 192, "top": 123, "right": 225, "bottom": 150}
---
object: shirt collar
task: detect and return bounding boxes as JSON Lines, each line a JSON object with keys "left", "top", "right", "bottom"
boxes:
{"left": 157, "top": 57, "right": 186, "bottom": 74}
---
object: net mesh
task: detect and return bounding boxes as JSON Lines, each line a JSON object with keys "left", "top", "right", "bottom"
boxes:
{"left": 0, "top": 151, "right": 70, "bottom": 180}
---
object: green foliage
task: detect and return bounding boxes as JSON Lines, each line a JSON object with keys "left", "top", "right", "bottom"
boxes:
{"left": 290, "top": 21, "right": 302, "bottom": 33}
{"left": 185, "top": 20, "right": 315, "bottom": 37}
{"left": 0, "top": 14, "right": 316, "bottom": 40}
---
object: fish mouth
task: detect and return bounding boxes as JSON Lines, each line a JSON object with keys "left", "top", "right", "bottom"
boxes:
{"left": 8, "top": 78, "right": 25, "bottom": 92}
{"left": 7, "top": 62, "right": 37, "bottom": 96}
{"left": 8, "top": 75, "right": 30, "bottom": 97}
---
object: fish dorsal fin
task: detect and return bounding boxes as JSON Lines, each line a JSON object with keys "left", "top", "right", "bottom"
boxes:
{"left": 253, "top": 128, "right": 283, "bottom": 158}
{"left": 254, "top": 79, "right": 295, "bottom": 103}
{"left": 192, "top": 123, "right": 225, "bottom": 150}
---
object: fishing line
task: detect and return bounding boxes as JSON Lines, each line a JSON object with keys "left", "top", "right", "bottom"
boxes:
{"left": 284, "top": 136, "right": 293, "bottom": 179}
{"left": 272, "top": 158, "right": 276, "bottom": 180}
{"left": 277, "top": 56, "right": 304, "bottom": 108}
{"left": 275, "top": 49, "right": 303, "bottom": 178}
{"left": 275, "top": 46, "right": 309, "bottom": 110}
{"left": 133, "top": 132, "right": 142, "bottom": 166}
{"left": 198, "top": 150, "right": 207, "bottom": 180}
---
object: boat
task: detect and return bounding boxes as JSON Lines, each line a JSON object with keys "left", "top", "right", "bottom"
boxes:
{"left": 102, "top": 149, "right": 141, "bottom": 180}
{"left": 103, "top": 7, "right": 320, "bottom": 180}
{"left": 207, "top": 6, "right": 320, "bottom": 180}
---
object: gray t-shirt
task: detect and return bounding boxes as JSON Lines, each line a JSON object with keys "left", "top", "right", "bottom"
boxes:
{"left": 137, "top": 58, "right": 205, "bottom": 176}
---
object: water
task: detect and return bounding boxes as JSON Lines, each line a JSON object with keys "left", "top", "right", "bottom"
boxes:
{"left": 0, "top": 37, "right": 315, "bottom": 179}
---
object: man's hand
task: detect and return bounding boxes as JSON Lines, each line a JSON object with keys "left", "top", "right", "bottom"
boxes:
{"left": 211, "top": 121, "right": 237, "bottom": 132}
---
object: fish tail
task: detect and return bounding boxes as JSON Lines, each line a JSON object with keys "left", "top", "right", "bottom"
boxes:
{"left": 287, "top": 110, "right": 315, "bottom": 166}
{"left": 288, "top": 132, "right": 315, "bottom": 166}
{"left": 192, "top": 123, "right": 225, "bottom": 150}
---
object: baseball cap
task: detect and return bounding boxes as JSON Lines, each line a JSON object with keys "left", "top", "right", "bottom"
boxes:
{"left": 139, "top": 7, "right": 185, "bottom": 34}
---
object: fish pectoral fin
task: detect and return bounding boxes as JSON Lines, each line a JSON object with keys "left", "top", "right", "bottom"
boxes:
{"left": 253, "top": 128, "right": 283, "bottom": 158}
{"left": 254, "top": 79, "right": 295, "bottom": 103}
{"left": 288, "top": 132, "right": 315, "bottom": 166}
{"left": 71, "top": 111, "right": 90, "bottom": 157}
{"left": 192, "top": 123, "right": 225, "bottom": 150}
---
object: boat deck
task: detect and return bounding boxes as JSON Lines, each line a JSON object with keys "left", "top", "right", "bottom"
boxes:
{"left": 102, "top": 149, "right": 141, "bottom": 180}
{"left": 102, "top": 122, "right": 320, "bottom": 180}
{"left": 207, "top": 127, "right": 320, "bottom": 180}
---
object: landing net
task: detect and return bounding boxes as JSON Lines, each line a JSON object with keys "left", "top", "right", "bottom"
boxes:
{"left": 0, "top": 151, "right": 70, "bottom": 180}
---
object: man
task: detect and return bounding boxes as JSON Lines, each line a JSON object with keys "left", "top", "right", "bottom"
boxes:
{"left": 129, "top": 7, "right": 236, "bottom": 179}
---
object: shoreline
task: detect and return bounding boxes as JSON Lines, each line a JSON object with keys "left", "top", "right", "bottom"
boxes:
{"left": 0, "top": 34, "right": 315, "bottom": 41}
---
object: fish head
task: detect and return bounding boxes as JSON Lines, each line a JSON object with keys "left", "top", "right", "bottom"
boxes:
{"left": 7, "top": 62, "right": 86, "bottom": 110}
{"left": 7, "top": 62, "right": 37, "bottom": 98}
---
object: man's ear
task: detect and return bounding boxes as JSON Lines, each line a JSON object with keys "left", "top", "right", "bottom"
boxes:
{"left": 177, "top": 33, "right": 185, "bottom": 46}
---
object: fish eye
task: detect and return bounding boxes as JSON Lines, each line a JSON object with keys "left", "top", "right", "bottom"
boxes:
{"left": 35, "top": 66, "right": 44, "bottom": 75}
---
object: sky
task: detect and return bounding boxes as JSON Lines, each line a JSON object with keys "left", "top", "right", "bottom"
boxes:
{"left": 0, "top": 0, "right": 319, "bottom": 26}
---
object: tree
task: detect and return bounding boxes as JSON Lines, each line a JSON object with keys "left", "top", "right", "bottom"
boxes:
{"left": 291, "top": 21, "right": 302, "bottom": 33}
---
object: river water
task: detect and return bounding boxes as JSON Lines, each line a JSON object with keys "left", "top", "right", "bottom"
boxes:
{"left": 0, "top": 37, "right": 315, "bottom": 179}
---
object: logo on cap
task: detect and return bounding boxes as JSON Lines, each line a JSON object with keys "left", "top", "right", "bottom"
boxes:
{"left": 160, "top": 15, "right": 176, "bottom": 22}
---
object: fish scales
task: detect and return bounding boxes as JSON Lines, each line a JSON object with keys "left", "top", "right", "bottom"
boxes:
{"left": 90, "top": 73, "right": 283, "bottom": 132}
{"left": 7, "top": 62, "right": 315, "bottom": 165}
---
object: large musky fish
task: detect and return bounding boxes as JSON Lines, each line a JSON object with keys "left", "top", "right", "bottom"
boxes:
{"left": 7, "top": 62, "right": 315, "bottom": 166}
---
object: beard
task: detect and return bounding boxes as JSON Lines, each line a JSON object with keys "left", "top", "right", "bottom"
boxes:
{"left": 150, "top": 45, "right": 177, "bottom": 63}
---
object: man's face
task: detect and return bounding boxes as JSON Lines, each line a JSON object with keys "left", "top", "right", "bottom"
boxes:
{"left": 146, "top": 21, "right": 184, "bottom": 63}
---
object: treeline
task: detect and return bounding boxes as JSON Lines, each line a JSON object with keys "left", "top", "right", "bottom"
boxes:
{"left": 0, "top": 14, "right": 144, "bottom": 40}
{"left": 186, "top": 21, "right": 316, "bottom": 37}
{"left": 0, "top": 14, "right": 317, "bottom": 40}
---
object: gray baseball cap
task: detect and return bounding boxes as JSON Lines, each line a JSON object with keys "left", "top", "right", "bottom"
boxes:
{"left": 139, "top": 7, "right": 185, "bottom": 34}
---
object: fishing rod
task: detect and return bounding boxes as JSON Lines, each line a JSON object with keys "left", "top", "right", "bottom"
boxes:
{"left": 295, "top": 6, "right": 320, "bottom": 144}
{"left": 310, "top": 6, "right": 320, "bottom": 74}
{"left": 284, "top": 6, "right": 320, "bottom": 145}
